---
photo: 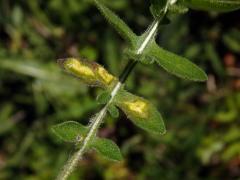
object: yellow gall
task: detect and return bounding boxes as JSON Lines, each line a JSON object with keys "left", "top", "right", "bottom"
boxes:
{"left": 64, "top": 58, "right": 95, "bottom": 78}
{"left": 97, "top": 66, "right": 114, "bottom": 84}
{"left": 124, "top": 100, "right": 148, "bottom": 118}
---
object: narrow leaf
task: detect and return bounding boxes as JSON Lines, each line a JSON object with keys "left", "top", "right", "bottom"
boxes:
{"left": 90, "top": 138, "right": 123, "bottom": 161}
{"left": 52, "top": 121, "right": 88, "bottom": 142}
{"left": 146, "top": 42, "right": 208, "bottom": 81}
{"left": 114, "top": 89, "right": 166, "bottom": 134}
{"left": 94, "top": 0, "right": 137, "bottom": 46}
{"left": 179, "top": 0, "right": 240, "bottom": 12}
{"left": 108, "top": 104, "right": 119, "bottom": 118}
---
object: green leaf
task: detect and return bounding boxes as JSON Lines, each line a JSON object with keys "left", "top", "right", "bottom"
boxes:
{"left": 114, "top": 89, "right": 166, "bottom": 134}
{"left": 90, "top": 138, "right": 123, "bottom": 161}
{"left": 52, "top": 121, "right": 88, "bottom": 142}
{"left": 146, "top": 42, "right": 208, "bottom": 81}
{"left": 94, "top": 0, "right": 137, "bottom": 46}
{"left": 179, "top": 0, "right": 240, "bottom": 12}
{"left": 97, "top": 91, "right": 111, "bottom": 104}
{"left": 107, "top": 104, "right": 119, "bottom": 118}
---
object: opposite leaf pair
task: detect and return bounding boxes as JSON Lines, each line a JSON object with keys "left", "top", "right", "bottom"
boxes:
{"left": 52, "top": 121, "right": 122, "bottom": 161}
{"left": 95, "top": 0, "right": 208, "bottom": 82}
{"left": 58, "top": 57, "right": 166, "bottom": 135}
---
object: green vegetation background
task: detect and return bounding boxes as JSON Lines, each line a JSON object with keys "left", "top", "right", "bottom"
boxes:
{"left": 0, "top": 0, "right": 240, "bottom": 179}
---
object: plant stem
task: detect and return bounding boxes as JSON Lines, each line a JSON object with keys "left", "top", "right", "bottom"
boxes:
{"left": 119, "top": 61, "right": 138, "bottom": 83}
{"left": 137, "top": 20, "right": 159, "bottom": 54}
{"left": 56, "top": 17, "right": 162, "bottom": 180}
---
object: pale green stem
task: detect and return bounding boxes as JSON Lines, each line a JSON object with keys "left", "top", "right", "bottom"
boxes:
{"left": 136, "top": 20, "right": 159, "bottom": 54}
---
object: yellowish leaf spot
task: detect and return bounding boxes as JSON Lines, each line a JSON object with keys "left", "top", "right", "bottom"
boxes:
{"left": 64, "top": 58, "right": 95, "bottom": 78}
{"left": 124, "top": 100, "right": 148, "bottom": 118}
{"left": 97, "top": 66, "right": 114, "bottom": 84}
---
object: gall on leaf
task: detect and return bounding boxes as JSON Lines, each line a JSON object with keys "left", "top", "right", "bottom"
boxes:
{"left": 57, "top": 58, "right": 117, "bottom": 89}
{"left": 113, "top": 89, "right": 166, "bottom": 135}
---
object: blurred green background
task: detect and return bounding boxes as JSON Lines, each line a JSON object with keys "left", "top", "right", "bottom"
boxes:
{"left": 0, "top": 0, "right": 240, "bottom": 179}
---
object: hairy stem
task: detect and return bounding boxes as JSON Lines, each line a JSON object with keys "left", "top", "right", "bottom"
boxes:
{"left": 137, "top": 20, "right": 159, "bottom": 54}
{"left": 56, "top": 12, "right": 165, "bottom": 180}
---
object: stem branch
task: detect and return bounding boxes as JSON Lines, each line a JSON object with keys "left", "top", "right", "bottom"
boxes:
{"left": 56, "top": 8, "right": 167, "bottom": 179}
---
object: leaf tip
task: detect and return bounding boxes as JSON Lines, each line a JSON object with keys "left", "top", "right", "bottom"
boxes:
{"left": 161, "top": 128, "right": 167, "bottom": 135}
{"left": 195, "top": 70, "right": 208, "bottom": 82}
{"left": 112, "top": 153, "right": 123, "bottom": 162}
{"left": 201, "top": 74, "right": 208, "bottom": 82}
{"left": 51, "top": 125, "right": 61, "bottom": 139}
{"left": 155, "top": 124, "right": 167, "bottom": 135}
{"left": 51, "top": 125, "right": 57, "bottom": 133}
